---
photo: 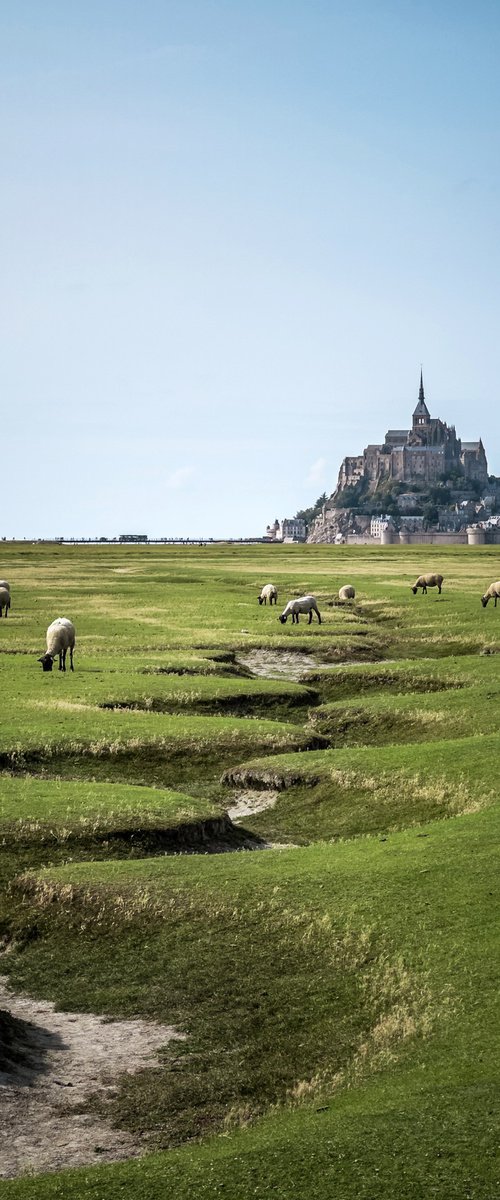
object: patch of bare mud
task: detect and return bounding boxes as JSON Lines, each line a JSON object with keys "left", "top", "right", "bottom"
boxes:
{"left": 227, "top": 789, "right": 279, "bottom": 822}
{"left": 0, "top": 977, "right": 185, "bottom": 1179}
{"left": 265, "top": 841, "right": 300, "bottom": 850}
{"left": 237, "top": 649, "right": 319, "bottom": 681}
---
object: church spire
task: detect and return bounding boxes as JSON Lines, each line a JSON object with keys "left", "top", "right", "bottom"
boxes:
{"left": 412, "top": 369, "right": 430, "bottom": 427}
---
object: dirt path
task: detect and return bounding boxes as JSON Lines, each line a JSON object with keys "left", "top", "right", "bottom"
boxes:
{"left": 0, "top": 977, "right": 185, "bottom": 1179}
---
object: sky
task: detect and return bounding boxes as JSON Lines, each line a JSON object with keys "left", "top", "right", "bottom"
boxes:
{"left": 2, "top": 0, "right": 500, "bottom": 539}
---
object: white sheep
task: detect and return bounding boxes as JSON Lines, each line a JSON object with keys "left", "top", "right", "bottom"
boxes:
{"left": 258, "top": 584, "right": 278, "bottom": 606}
{"left": 0, "top": 586, "right": 10, "bottom": 618}
{"left": 338, "top": 584, "right": 355, "bottom": 602}
{"left": 411, "top": 573, "right": 444, "bottom": 595}
{"left": 279, "top": 595, "right": 321, "bottom": 625}
{"left": 481, "top": 581, "right": 500, "bottom": 608}
{"left": 38, "top": 618, "right": 76, "bottom": 672}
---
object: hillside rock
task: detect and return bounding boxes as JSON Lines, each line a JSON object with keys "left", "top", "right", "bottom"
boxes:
{"left": 307, "top": 508, "right": 371, "bottom": 544}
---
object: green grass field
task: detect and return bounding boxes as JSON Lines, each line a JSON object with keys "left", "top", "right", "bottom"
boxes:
{"left": 1, "top": 541, "right": 499, "bottom": 1197}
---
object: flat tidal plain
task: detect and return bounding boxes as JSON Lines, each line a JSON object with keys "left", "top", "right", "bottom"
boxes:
{"left": 1, "top": 541, "right": 499, "bottom": 1198}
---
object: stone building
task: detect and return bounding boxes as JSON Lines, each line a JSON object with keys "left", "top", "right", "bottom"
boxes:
{"left": 265, "top": 517, "right": 306, "bottom": 542}
{"left": 370, "top": 515, "right": 392, "bottom": 538}
{"left": 281, "top": 517, "right": 306, "bottom": 542}
{"left": 336, "top": 373, "right": 488, "bottom": 494}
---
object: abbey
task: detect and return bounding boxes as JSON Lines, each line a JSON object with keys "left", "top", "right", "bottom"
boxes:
{"left": 336, "top": 373, "right": 488, "bottom": 495}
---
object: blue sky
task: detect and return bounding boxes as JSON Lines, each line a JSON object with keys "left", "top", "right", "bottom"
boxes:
{"left": 2, "top": 1, "right": 500, "bottom": 538}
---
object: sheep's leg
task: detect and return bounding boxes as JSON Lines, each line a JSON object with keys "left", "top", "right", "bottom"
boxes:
{"left": 60, "top": 648, "right": 66, "bottom": 672}
{"left": 317, "top": 611, "right": 321, "bottom": 623}
{"left": 308, "top": 611, "right": 312, "bottom": 624}
{"left": 70, "top": 646, "right": 74, "bottom": 671}
{"left": 495, "top": 596, "right": 498, "bottom": 608}
{"left": 438, "top": 585, "right": 442, "bottom": 594}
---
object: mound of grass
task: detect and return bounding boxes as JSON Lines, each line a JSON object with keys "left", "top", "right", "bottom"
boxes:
{"left": 0, "top": 653, "right": 315, "bottom": 711}
{"left": 0, "top": 776, "right": 221, "bottom": 845}
{"left": 223, "top": 732, "right": 499, "bottom": 843}
{"left": 3, "top": 805, "right": 500, "bottom": 1198}
{"left": 0, "top": 703, "right": 321, "bottom": 774}
{"left": 297, "top": 654, "right": 500, "bottom": 747}
{"left": 0, "top": 778, "right": 258, "bottom": 921}
{"left": 309, "top": 662, "right": 466, "bottom": 701}
{"left": 0, "top": 651, "right": 323, "bottom": 793}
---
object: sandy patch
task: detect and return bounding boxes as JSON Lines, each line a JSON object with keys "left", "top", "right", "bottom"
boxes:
{"left": 264, "top": 841, "right": 300, "bottom": 850}
{"left": 227, "top": 789, "right": 279, "bottom": 822}
{"left": 0, "top": 977, "right": 185, "bottom": 1179}
{"left": 237, "top": 649, "right": 319, "bottom": 681}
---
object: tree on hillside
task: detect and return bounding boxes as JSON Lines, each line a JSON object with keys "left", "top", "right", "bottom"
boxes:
{"left": 295, "top": 493, "right": 327, "bottom": 528}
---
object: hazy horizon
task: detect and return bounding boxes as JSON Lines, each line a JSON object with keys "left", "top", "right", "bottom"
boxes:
{"left": 3, "top": 1, "right": 500, "bottom": 539}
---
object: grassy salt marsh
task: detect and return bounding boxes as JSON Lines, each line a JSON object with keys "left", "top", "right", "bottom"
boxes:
{"left": 0, "top": 540, "right": 499, "bottom": 1198}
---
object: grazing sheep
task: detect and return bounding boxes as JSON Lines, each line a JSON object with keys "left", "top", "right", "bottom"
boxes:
{"left": 481, "top": 581, "right": 500, "bottom": 608}
{"left": 38, "top": 618, "right": 76, "bottom": 672}
{"left": 0, "top": 580, "right": 10, "bottom": 592}
{"left": 0, "top": 586, "right": 10, "bottom": 617}
{"left": 258, "top": 584, "right": 278, "bottom": 606}
{"left": 339, "top": 584, "right": 355, "bottom": 602}
{"left": 411, "top": 573, "right": 444, "bottom": 595}
{"left": 279, "top": 595, "right": 321, "bottom": 625}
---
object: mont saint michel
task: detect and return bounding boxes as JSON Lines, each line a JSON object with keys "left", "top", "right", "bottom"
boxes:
{"left": 337, "top": 372, "right": 487, "bottom": 495}
{"left": 307, "top": 374, "right": 497, "bottom": 546}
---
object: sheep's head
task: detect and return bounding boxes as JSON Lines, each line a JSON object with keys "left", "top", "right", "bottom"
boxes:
{"left": 258, "top": 596, "right": 264, "bottom": 605}
{"left": 481, "top": 596, "right": 489, "bottom": 607}
{"left": 411, "top": 586, "right": 418, "bottom": 594}
{"left": 279, "top": 614, "right": 288, "bottom": 624}
{"left": 38, "top": 654, "right": 54, "bottom": 672}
